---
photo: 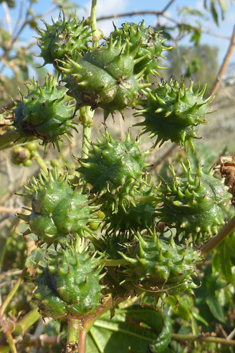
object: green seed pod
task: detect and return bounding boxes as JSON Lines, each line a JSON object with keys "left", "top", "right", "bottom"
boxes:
{"left": 36, "top": 11, "right": 91, "bottom": 66}
{"left": 18, "top": 169, "right": 98, "bottom": 246}
{"left": 12, "top": 146, "right": 31, "bottom": 165}
{"left": 32, "top": 247, "right": 105, "bottom": 320}
{"left": 120, "top": 229, "right": 202, "bottom": 297}
{"left": 58, "top": 36, "right": 149, "bottom": 119}
{"left": 157, "top": 162, "right": 230, "bottom": 242}
{"left": 111, "top": 21, "right": 170, "bottom": 81}
{"left": 13, "top": 75, "right": 77, "bottom": 150}
{"left": 104, "top": 176, "right": 158, "bottom": 236}
{"left": 135, "top": 79, "right": 213, "bottom": 151}
{"left": 78, "top": 131, "right": 149, "bottom": 211}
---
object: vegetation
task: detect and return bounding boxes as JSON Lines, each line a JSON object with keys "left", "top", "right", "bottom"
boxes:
{"left": 0, "top": 1, "right": 235, "bottom": 353}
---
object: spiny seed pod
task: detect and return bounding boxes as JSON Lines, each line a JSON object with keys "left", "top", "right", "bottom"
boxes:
{"left": 58, "top": 36, "right": 149, "bottom": 119}
{"left": 157, "top": 162, "right": 230, "bottom": 242}
{"left": 111, "top": 21, "right": 170, "bottom": 81}
{"left": 32, "top": 247, "right": 105, "bottom": 320}
{"left": 36, "top": 11, "right": 91, "bottom": 66}
{"left": 78, "top": 131, "right": 149, "bottom": 211}
{"left": 18, "top": 169, "right": 98, "bottom": 246}
{"left": 120, "top": 229, "right": 202, "bottom": 297}
{"left": 13, "top": 75, "right": 77, "bottom": 150}
{"left": 104, "top": 176, "right": 158, "bottom": 236}
{"left": 135, "top": 79, "right": 213, "bottom": 151}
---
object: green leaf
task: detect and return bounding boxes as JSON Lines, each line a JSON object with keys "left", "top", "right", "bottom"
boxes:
{"left": 221, "top": 243, "right": 235, "bottom": 284}
{"left": 86, "top": 306, "right": 173, "bottom": 353}
{"left": 211, "top": 0, "right": 219, "bottom": 25}
{"left": 190, "top": 30, "right": 201, "bottom": 45}
{"left": 206, "top": 295, "right": 225, "bottom": 322}
{"left": 192, "top": 310, "right": 209, "bottom": 326}
{"left": 166, "top": 296, "right": 191, "bottom": 321}
{"left": 219, "top": 0, "right": 228, "bottom": 14}
{"left": 178, "top": 6, "right": 205, "bottom": 17}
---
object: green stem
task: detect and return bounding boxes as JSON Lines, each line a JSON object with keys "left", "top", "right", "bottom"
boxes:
{"left": 0, "top": 267, "right": 27, "bottom": 317}
{"left": 82, "top": 295, "right": 126, "bottom": 333}
{"left": 105, "top": 259, "right": 129, "bottom": 266}
{"left": 13, "top": 308, "right": 41, "bottom": 336}
{"left": 81, "top": 121, "right": 92, "bottom": 158}
{"left": 90, "top": 0, "right": 100, "bottom": 47}
{"left": 32, "top": 150, "right": 48, "bottom": 174}
{"left": 171, "top": 333, "right": 235, "bottom": 346}
{"left": 66, "top": 317, "right": 81, "bottom": 353}
{"left": 135, "top": 195, "right": 159, "bottom": 203}
{"left": 79, "top": 0, "right": 102, "bottom": 157}
{"left": 201, "top": 215, "right": 235, "bottom": 255}
{"left": 4, "top": 329, "right": 17, "bottom": 353}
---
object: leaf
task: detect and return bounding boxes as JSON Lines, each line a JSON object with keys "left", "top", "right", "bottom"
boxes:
{"left": 221, "top": 242, "right": 235, "bottom": 284}
{"left": 166, "top": 297, "right": 191, "bottom": 321}
{"left": 86, "top": 306, "right": 173, "bottom": 353}
{"left": 178, "top": 6, "right": 205, "bottom": 18}
{"left": 219, "top": 0, "right": 228, "bottom": 15}
{"left": 192, "top": 310, "right": 209, "bottom": 326}
{"left": 206, "top": 295, "right": 225, "bottom": 323}
{"left": 211, "top": 0, "right": 219, "bottom": 25}
{"left": 190, "top": 30, "right": 201, "bottom": 45}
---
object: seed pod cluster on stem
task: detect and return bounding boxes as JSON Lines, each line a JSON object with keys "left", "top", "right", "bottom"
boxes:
{"left": 12, "top": 5, "right": 233, "bottom": 352}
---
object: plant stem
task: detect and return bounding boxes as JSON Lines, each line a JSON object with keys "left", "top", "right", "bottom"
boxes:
{"left": 32, "top": 150, "right": 48, "bottom": 174}
{"left": 105, "top": 259, "right": 129, "bottom": 266}
{"left": 171, "top": 333, "right": 235, "bottom": 346}
{"left": 66, "top": 317, "right": 81, "bottom": 353}
{"left": 135, "top": 195, "right": 158, "bottom": 203}
{"left": 4, "top": 329, "right": 17, "bottom": 353}
{"left": 201, "top": 215, "right": 235, "bottom": 255}
{"left": 80, "top": 107, "right": 93, "bottom": 158}
{"left": 82, "top": 295, "right": 126, "bottom": 334}
{"left": 80, "top": 0, "right": 101, "bottom": 157}
{"left": 13, "top": 308, "right": 41, "bottom": 336}
{"left": 0, "top": 267, "right": 27, "bottom": 317}
{"left": 90, "top": 0, "right": 100, "bottom": 48}
{"left": 208, "top": 25, "right": 235, "bottom": 97}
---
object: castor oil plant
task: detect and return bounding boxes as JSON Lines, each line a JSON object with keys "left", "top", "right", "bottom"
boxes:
{"left": 1, "top": 1, "right": 234, "bottom": 353}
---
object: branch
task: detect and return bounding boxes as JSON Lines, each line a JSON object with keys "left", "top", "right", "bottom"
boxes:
{"left": 171, "top": 333, "right": 235, "bottom": 346}
{"left": 162, "top": 0, "right": 176, "bottom": 13}
{"left": 201, "top": 215, "right": 235, "bottom": 255}
{"left": 208, "top": 25, "right": 235, "bottom": 97}
{"left": 96, "top": 11, "right": 230, "bottom": 40}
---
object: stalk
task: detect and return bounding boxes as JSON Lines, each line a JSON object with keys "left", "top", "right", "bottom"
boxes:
{"left": 31, "top": 150, "right": 48, "bottom": 174}
{"left": 4, "top": 329, "right": 17, "bottom": 353}
{"left": 80, "top": 0, "right": 102, "bottom": 158}
{"left": 13, "top": 308, "right": 41, "bottom": 336}
{"left": 90, "top": 0, "right": 100, "bottom": 48}
{"left": 0, "top": 267, "right": 27, "bottom": 317}
{"left": 201, "top": 215, "right": 235, "bottom": 255}
{"left": 66, "top": 318, "right": 81, "bottom": 353}
{"left": 80, "top": 106, "right": 93, "bottom": 158}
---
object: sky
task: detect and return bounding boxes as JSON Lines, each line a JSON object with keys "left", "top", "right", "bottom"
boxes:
{"left": 1, "top": 0, "right": 235, "bottom": 76}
